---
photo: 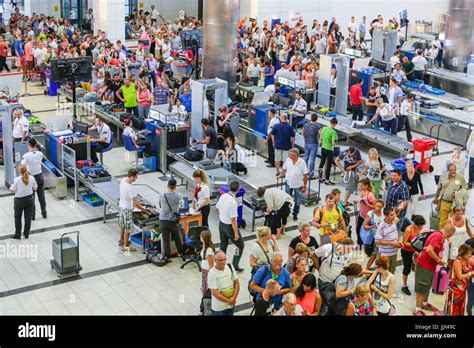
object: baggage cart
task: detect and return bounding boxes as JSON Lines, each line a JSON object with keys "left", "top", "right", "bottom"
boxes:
{"left": 50, "top": 231, "right": 82, "bottom": 278}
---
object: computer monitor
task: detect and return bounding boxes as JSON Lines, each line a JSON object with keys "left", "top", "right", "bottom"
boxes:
{"left": 279, "top": 96, "right": 291, "bottom": 107}
{"left": 180, "top": 197, "right": 190, "bottom": 213}
{"left": 73, "top": 120, "right": 89, "bottom": 134}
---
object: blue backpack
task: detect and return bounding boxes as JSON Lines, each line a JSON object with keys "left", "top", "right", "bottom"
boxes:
{"left": 360, "top": 211, "right": 377, "bottom": 245}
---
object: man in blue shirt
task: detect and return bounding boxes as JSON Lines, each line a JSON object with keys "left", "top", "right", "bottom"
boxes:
{"left": 250, "top": 252, "right": 292, "bottom": 309}
{"left": 386, "top": 169, "right": 410, "bottom": 219}
{"left": 152, "top": 78, "right": 170, "bottom": 106}
{"left": 179, "top": 87, "right": 192, "bottom": 112}
{"left": 271, "top": 113, "right": 295, "bottom": 175}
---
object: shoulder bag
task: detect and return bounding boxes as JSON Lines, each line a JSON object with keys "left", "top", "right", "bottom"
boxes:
{"left": 164, "top": 193, "right": 181, "bottom": 223}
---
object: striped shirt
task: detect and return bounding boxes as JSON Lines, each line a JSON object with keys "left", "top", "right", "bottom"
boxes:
{"left": 374, "top": 221, "right": 399, "bottom": 257}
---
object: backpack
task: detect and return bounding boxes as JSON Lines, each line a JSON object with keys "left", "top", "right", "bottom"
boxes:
{"left": 326, "top": 275, "right": 351, "bottom": 315}
{"left": 183, "top": 148, "right": 204, "bottom": 161}
{"left": 145, "top": 247, "right": 168, "bottom": 267}
{"left": 248, "top": 257, "right": 271, "bottom": 305}
{"left": 411, "top": 230, "right": 438, "bottom": 253}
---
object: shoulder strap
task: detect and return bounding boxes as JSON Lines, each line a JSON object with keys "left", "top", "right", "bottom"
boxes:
{"left": 163, "top": 193, "right": 176, "bottom": 213}
{"left": 256, "top": 241, "right": 271, "bottom": 264}
{"left": 257, "top": 265, "right": 271, "bottom": 287}
{"left": 227, "top": 263, "right": 234, "bottom": 278}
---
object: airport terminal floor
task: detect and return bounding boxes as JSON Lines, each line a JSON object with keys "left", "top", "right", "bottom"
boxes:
{"left": 1, "top": 1, "right": 474, "bottom": 325}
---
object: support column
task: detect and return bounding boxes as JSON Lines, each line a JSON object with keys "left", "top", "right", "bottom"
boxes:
{"left": 24, "top": 0, "right": 47, "bottom": 17}
{"left": 93, "top": 0, "right": 125, "bottom": 43}
{"left": 202, "top": 0, "right": 239, "bottom": 90}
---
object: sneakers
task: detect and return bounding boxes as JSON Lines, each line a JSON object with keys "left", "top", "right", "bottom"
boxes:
{"left": 42, "top": 213, "right": 47, "bottom": 219}
{"left": 11, "top": 235, "right": 21, "bottom": 240}
{"left": 293, "top": 215, "right": 298, "bottom": 222}
{"left": 401, "top": 286, "right": 412, "bottom": 296}
{"left": 325, "top": 180, "right": 336, "bottom": 185}
{"left": 414, "top": 309, "right": 426, "bottom": 316}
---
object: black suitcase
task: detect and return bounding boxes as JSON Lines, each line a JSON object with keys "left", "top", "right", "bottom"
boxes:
{"left": 300, "top": 177, "right": 321, "bottom": 207}
{"left": 119, "top": 112, "right": 133, "bottom": 122}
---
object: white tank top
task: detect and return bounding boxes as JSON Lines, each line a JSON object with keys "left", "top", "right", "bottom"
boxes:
{"left": 451, "top": 219, "right": 468, "bottom": 254}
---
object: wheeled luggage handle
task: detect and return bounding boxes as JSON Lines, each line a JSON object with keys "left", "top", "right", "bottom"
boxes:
{"left": 60, "top": 231, "right": 80, "bottom": 270}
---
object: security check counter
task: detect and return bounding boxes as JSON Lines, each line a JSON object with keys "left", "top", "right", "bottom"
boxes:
{"left": 427, "top": 68, "right": 474, "bottom": 101}
{"left": 402, "top": 84, "right": 474, "bottom": 111}
{"left": 168, "top": 152, "right": 265, "bottom": 231}
{"left": 407, "top": 104, "right": 474, "bottom": 148}
{"left": 147, "top": 106, "right": 191, "bottom": 173}
{"left": 44, "top": 130, "right": 91, "bottom": 168}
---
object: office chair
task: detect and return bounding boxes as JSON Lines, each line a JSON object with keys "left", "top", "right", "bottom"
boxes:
{"left": 98, "top": 132, "right": 114, "bottom": 164}
{"left": 123, "top": 134, "right": 146, "bottom": 172}
{"left": 181, "top": 226, "right": 209, "bottom": 271}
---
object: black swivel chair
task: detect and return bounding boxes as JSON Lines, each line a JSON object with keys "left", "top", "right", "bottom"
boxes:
{"left": 181, "top": 226, "right": 209, "bottom": 271}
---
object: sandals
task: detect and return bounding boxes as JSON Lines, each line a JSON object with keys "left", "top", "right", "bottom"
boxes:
{"left": 414, "top": 310, "right": 426, "bottom": 316}
{"left": 122, "top": 246, "right": 137, "bottom": 252}
{"left": 421, "top": 303, "right": 438, "bottom": 312}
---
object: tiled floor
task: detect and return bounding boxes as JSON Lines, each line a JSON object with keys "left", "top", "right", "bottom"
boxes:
{"left": 0, "top": 81, "right": 472, "bottom": 316}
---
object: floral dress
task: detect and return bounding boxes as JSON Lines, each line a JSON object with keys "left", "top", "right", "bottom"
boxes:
{"left": 352, "top": 297, "right": 374, "bottom": 316}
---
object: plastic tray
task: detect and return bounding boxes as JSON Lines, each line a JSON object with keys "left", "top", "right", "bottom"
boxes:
{"left": 83, "top": 193, "right": 104, "bottom": 207}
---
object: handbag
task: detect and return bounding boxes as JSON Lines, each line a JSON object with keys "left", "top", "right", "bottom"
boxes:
{"left": 360, "top": 211, "right": 377, "bottom": 245}
{"left": 164, "top": 193, "right": 181, "bottom": 223}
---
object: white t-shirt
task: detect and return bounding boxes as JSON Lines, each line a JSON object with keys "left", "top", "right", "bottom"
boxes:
{"left": 375, "top": 105, "right": 396, "bottom": 122}
{"left": 195, "top": 183, "right": 210, "bottom": 207}
{"left": 10, "top": 175, "right": 37, "bottom": 198}
{"left": 123, "top": 126, "right": 136, "bottom": 141}
{"left": 264, "top": 84, "right": 275, "bottom": 94}
{"left": 21, "top": 150, "right": 43, "bottom": 176}
{"left": 201, "top": 247, "right": 215, "bottom": 271}
{"left": 207, "top": 265, "right": 239, "bottom": 311}
{"left": 348, "top": 21, "right": 357, "bottom": 34}
{"left": 34, "top": 47, "right": 47, "bottom": 66}
{"left": 247, "top": 64, "right": 260, "bottom": 78}
{"left": 216, "top": 193, "right": 238, "bottom": 225}
{"left": 13, "top": 116, "right": 29, "bottom": 139}
{"left": 119, "top": 178, "right": 137, "bottom": 210}
{"left": 316, "top": 243, "right": 353, "bottom": 283}
{"left": 97, "top": 123, "right": 112, "bottom": 143}
{"left": 274, "top": 304, "right": 303, "bottom": 316}
{"left": 283, "top": 158, "right": 308, "bottom": 189}
{"left": 250, "top": 240, "right": 274, "bottom": 266}
{"left": 293, "top": 98, "right": 307, "bottom": 117}
{"left": 412, "top": 55, "right": 428, "bottom": 70}
{"left": 267, "top": 116, "right": 280, "bottom": 135}
{"left": 150, "top": 9, "right": 160, "bottom": 20}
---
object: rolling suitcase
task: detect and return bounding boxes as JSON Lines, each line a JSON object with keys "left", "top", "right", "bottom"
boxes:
{"left": 430, "top": 203, "right": 440, "bottom": 230}
{"left": 432, "top": 265, "right": 449, "bottom": 294}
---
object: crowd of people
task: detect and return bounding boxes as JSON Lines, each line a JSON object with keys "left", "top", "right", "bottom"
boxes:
{"left": 3, "top": 6, "right": 474, "bottom": 318}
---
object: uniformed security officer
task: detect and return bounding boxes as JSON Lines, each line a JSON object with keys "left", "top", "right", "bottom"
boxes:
{"left": 10, "top": 164, "right": 37, "bottom": 240}
{"left": 21, "top": 138, "right": 47, "bottom": 220}
{"left": 89, "top": 116, "right": 112, "bottom": 163}
{"left": 12, "top": 108, "right": 29, "bottom": 142}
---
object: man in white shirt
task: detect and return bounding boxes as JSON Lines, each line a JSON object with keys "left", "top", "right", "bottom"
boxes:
{"left": 398, "top": 94, "right": 414, "bottom": 142}
{"left": 12, "top": 108, "right": 29, "bottom": 142}
{"left": 118, "top": 169, "right": 146, "bottom": 252}
{"left": 207, "top": 251, "right": 240, "bottom": 316}
{"left": 257, "top": 186, "right": 293, "bottom": 237}
{"left": 314, "top": 34, "right": 327, "bottom": 55}
{"left": 290, "top": 92, "right": 307, "bottom": 127}
{"left": 279, "top": 148, "right": 308, "bottom": 221}
{"left": 359, "top": 16, "right": 367, "bottom": 41}
{"left": 390, "top": 51, "right": 401, "bottom": 69}
{"left": 216, "top": 181, "right": 244, "bottom": 272}
{"left": 21, "top": 138, "right": 46, "bottom": 220}
{"left": 412, "top": 50, "right": 428, "bottom": 81}
{"left": 274, "top": 293, "right": 303, "bottom": 316}
{"left": 247, "top": 59, "right": 261, "bottom": 86}
{"left": 266, "top": 109, "right": 279, "bottom": 168}
{"left": 391, "top": 63, "right": 407, "bottom": 85}
{"left": 347, "top": 16, "right": 357, "bottom": 37}
{"left": 89, "top": 116, "right": 112, "bottom": 163}
{"left": 33, "top": 41, "right": 47, "bottom": 67}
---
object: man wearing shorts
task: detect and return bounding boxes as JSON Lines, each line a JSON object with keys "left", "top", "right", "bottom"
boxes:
{"left": 257, "top": 186, "right": 293, "bottom": 238}
{"left": 334, "top": 147, "right": 363, "bottom": 209}
{"left": 271, "top": 113, "right": 295, "bottom": 176}
{"left": 414, "top": 223, "right": 455, "bottom": 316}
{"left": 119, "top": 169, "right": 146, "bottom": 252}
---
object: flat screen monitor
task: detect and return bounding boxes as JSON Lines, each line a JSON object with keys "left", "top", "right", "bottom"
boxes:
{"left": 51, "top": 57, "right": 93, "bottom": 83}
{"left": 73, "top": 120, "right": 89, "bottom": 134}
{"left": 344, "top": 48, "right": 355, "bottom": 56}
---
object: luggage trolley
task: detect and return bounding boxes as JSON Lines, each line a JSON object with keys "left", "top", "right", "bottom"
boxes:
{"left": 277, "top": 172, "right": 321, "bottom": 207}
{"left": 50, "top": 231, "right": 82, "bottom": 278}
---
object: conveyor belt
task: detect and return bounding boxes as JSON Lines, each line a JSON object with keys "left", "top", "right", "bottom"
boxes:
{"left": 406, "top": 89, "right": 474, "bottom": 111}
{"left": 168, "top": 150, "right": 262, "bottom": 230}
{"left": 417, "top": 106, "right": 474, "bottom": 127}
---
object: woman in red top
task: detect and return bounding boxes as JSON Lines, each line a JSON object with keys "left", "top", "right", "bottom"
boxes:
{"left": 0, "top": 35, "right": 11, "bottom": 73}
{"left": 446, "top": 244, "right": 473, "bottom": 315}
{"left": 295, "top": 273, "right": 321, "bottom": 316}
{"left": 136, "top": 81, "right": 152, "bottom": 119}
{"left": 401, "top": 215, "right": 426, "bottom": 296}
